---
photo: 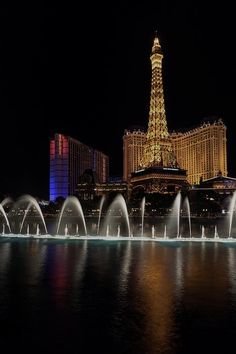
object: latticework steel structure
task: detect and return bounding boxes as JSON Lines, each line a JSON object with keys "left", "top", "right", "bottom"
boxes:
{"left": 141, "top": 34, "right": 177, "bottom": 168}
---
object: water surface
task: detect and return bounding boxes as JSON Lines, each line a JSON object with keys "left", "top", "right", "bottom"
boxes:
{"left": 0, "top": 238, "right": 236, "bottom": 354}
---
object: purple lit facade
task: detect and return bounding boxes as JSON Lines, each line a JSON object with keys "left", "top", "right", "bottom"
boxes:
{"left": 50, "top": 134, "right": 109, "bottom": 201}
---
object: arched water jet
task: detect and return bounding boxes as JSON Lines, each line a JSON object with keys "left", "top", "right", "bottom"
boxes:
{"left": 1, "top": 197, "right": 14, "bottom": 207}
{"left": 56, "top": 196, "right": 87, "bottom": 235}
{"left": 97, "top": 195, "right": 105, "bottom": 235}
{"left": 228, "top": 191, "right": 236, "bottom": 238}
{"left": 141, "top": 196, "right": 145, "bottom": 237}
{"left": 0, "top": 204, "right": 11, "bottom": 233}
{"left": 102, "top": 194, "right": 130, "bottom": 237}
{"left": 19, "top": 195, "right": 47, "bottom": 235}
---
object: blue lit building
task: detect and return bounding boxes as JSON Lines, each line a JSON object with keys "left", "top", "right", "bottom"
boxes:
{"left": 49, "top": 134, "right": 109, "bottom": 201}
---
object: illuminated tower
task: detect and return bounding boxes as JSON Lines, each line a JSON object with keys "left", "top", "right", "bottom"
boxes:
{"left": 131, "top": 34, "right": 188, "bottom": 195}
{"left": 141, "top": 34, "right": 176, "bottom": 168}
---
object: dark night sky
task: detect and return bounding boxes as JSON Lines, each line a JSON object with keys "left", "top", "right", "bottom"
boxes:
{"left": 1, "top": 1, "right": 235, "bottom": 199}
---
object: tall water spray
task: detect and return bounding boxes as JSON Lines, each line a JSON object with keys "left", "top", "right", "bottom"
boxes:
{"left": 183, "top": 196, "right": 192, "bottom": 237}
{"left": 151, "top": 225, "right": 155, "bottom": 238}
{"left": 168, "top": 192, "right": 181, "bottom": 238}
{"left": 141, "top": 196, "right": 145, "bottom": 237}
{"left": 214, "top": 225, "right": 219, "bottom": 239}
{"left": 56, "top": 196, "right": 87, "bottom": 235}
{"left": 228, "top": 191, "right": 236, "bottom": 238}
{"left": 201, "top": 225, "right": 206, "bottom": 239}
{"left": 163, "top": 225, "right": 167, "bottom": 239}
{"left": 117, "top": 224, "right": 120, "bottom": 237}
{"left": 97, "top": 195, "right": 105, "bottom": 235}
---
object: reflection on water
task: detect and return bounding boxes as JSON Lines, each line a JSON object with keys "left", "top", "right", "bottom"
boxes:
{"left": 1, "top": 239, "right": 236, "bottom": 353}
{"left": 228, "top": 246, "right": 236, "bottom": 306}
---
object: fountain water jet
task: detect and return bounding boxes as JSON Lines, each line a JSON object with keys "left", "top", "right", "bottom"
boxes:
{"left": 36, "top": 224, "right": 40, "bottom": 236}
{"left": 183, "top": 196, "right": 192, "bottom": 238}
{"left": 151, "top": 225, "right": 155, "bottom": 238}
{"left": 201, "top": 225, "right": 206, "bottom": 239}
{"left": 56, "top": 196, "right": 87, "bottom": 235}
{"left": 19, "top": 195, "right": 47, "bottom": 235}
{"left": 0, "top": 204, "right": 11, "bottom": 233}
{"left": 1, "top": 197, "right": 14, "bottom": 207}
{"left": 97, "top": 195, "right": 105, "bottom": 235}
{"left": 228, "top": 191, "right": 236, "bottom": 238}
{"left": 214, "top": 225, "right": 219, "bottom": 239}
{"left": 117, "top": 224, "right": 120, "bottom": 237}
{"left": 102, "top": 194, "right": 130, "bottom": 237}
{"left": 141, "top": 196, "right": 145, "bottom": 237}
{"left": 168, "top": 192, "right": 181, "bottom": 238}
{"left": 76, "top": 224, "right": 79, "bottom": 235}
{"left": 163, "top": 225, "right": 167, "bottom": 239}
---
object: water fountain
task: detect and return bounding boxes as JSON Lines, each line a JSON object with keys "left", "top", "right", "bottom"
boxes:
{"left": 163, "top": 225, "right": 167, "bottom": 239}
{"left": 151, "top": 225, "right": 155, "bottom": 238}
{"left": 36, "top": 224, "right": 40, "bottom": 236}
{"left": 228, "top": 190, "right": 236, "bottom": 238}
{"left": 0, "top": 197, "right": 13, "bottom": 207}
{"left": 1, "top": 191, "right": 236, "bottom": 242}
{"left": 214, "top": 225, "right": 219, "bottom": 239}
{"left": 97, "top": 195, "right": 105, "bottom": 235}
{"left": 141, "top": 196, "right": 145, "bottom": 237}
{"left": 117, "top": 224, "right": 120, "bottom": 237}
{"left": 167, "top": 191, "right": 181, "bottom": 238}
{"left": 102, "top": 194, "right": 130, "bottom": 237}
{"left": 183, "top": 196, "right": 192, "bottom": 238}
{"left": 201, "top": 225, "right": 206, "bottom": 239}
{"left": 56, "top": 196, "right": 87, "bottom": 236}
{"left": 0, "top": 204, "right": 11, "bottom": 233}
{"left": 17, "top": 195, "right": 48, "bottom": 235}
{"left": 76, "top": 224, "right": 79, "bottom": 235}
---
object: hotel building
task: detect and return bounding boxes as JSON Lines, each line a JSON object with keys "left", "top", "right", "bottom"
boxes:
{"left": 170, "top": 118, "right": 227, "bottom": 185}
{"left": 49, "top": 133, "right": 109, "bottom": 201}
{"left": 123, "top": 127, "right": 146, "bottom": 182}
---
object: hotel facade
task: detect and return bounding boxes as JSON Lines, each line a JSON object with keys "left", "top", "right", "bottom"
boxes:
{"left": 171, "top": 118, "right": 227, "bottom": 185}
{"left": 123, "top": 118, "right": 227, "bottom": 185}
{"left": 123, "top": 127, "right": 146, "bottom": 182}
{"left": 49, "top": 133, "right": 109, "bottom": 201}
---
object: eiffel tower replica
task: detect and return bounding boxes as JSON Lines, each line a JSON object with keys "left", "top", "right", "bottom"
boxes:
{"left": 131, "top": 33, "right": 188, "bottom": 194}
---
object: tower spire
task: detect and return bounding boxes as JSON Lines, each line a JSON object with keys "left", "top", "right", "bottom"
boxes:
{"left": 141, "top": 33, "right": 176, "bottom": 168}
